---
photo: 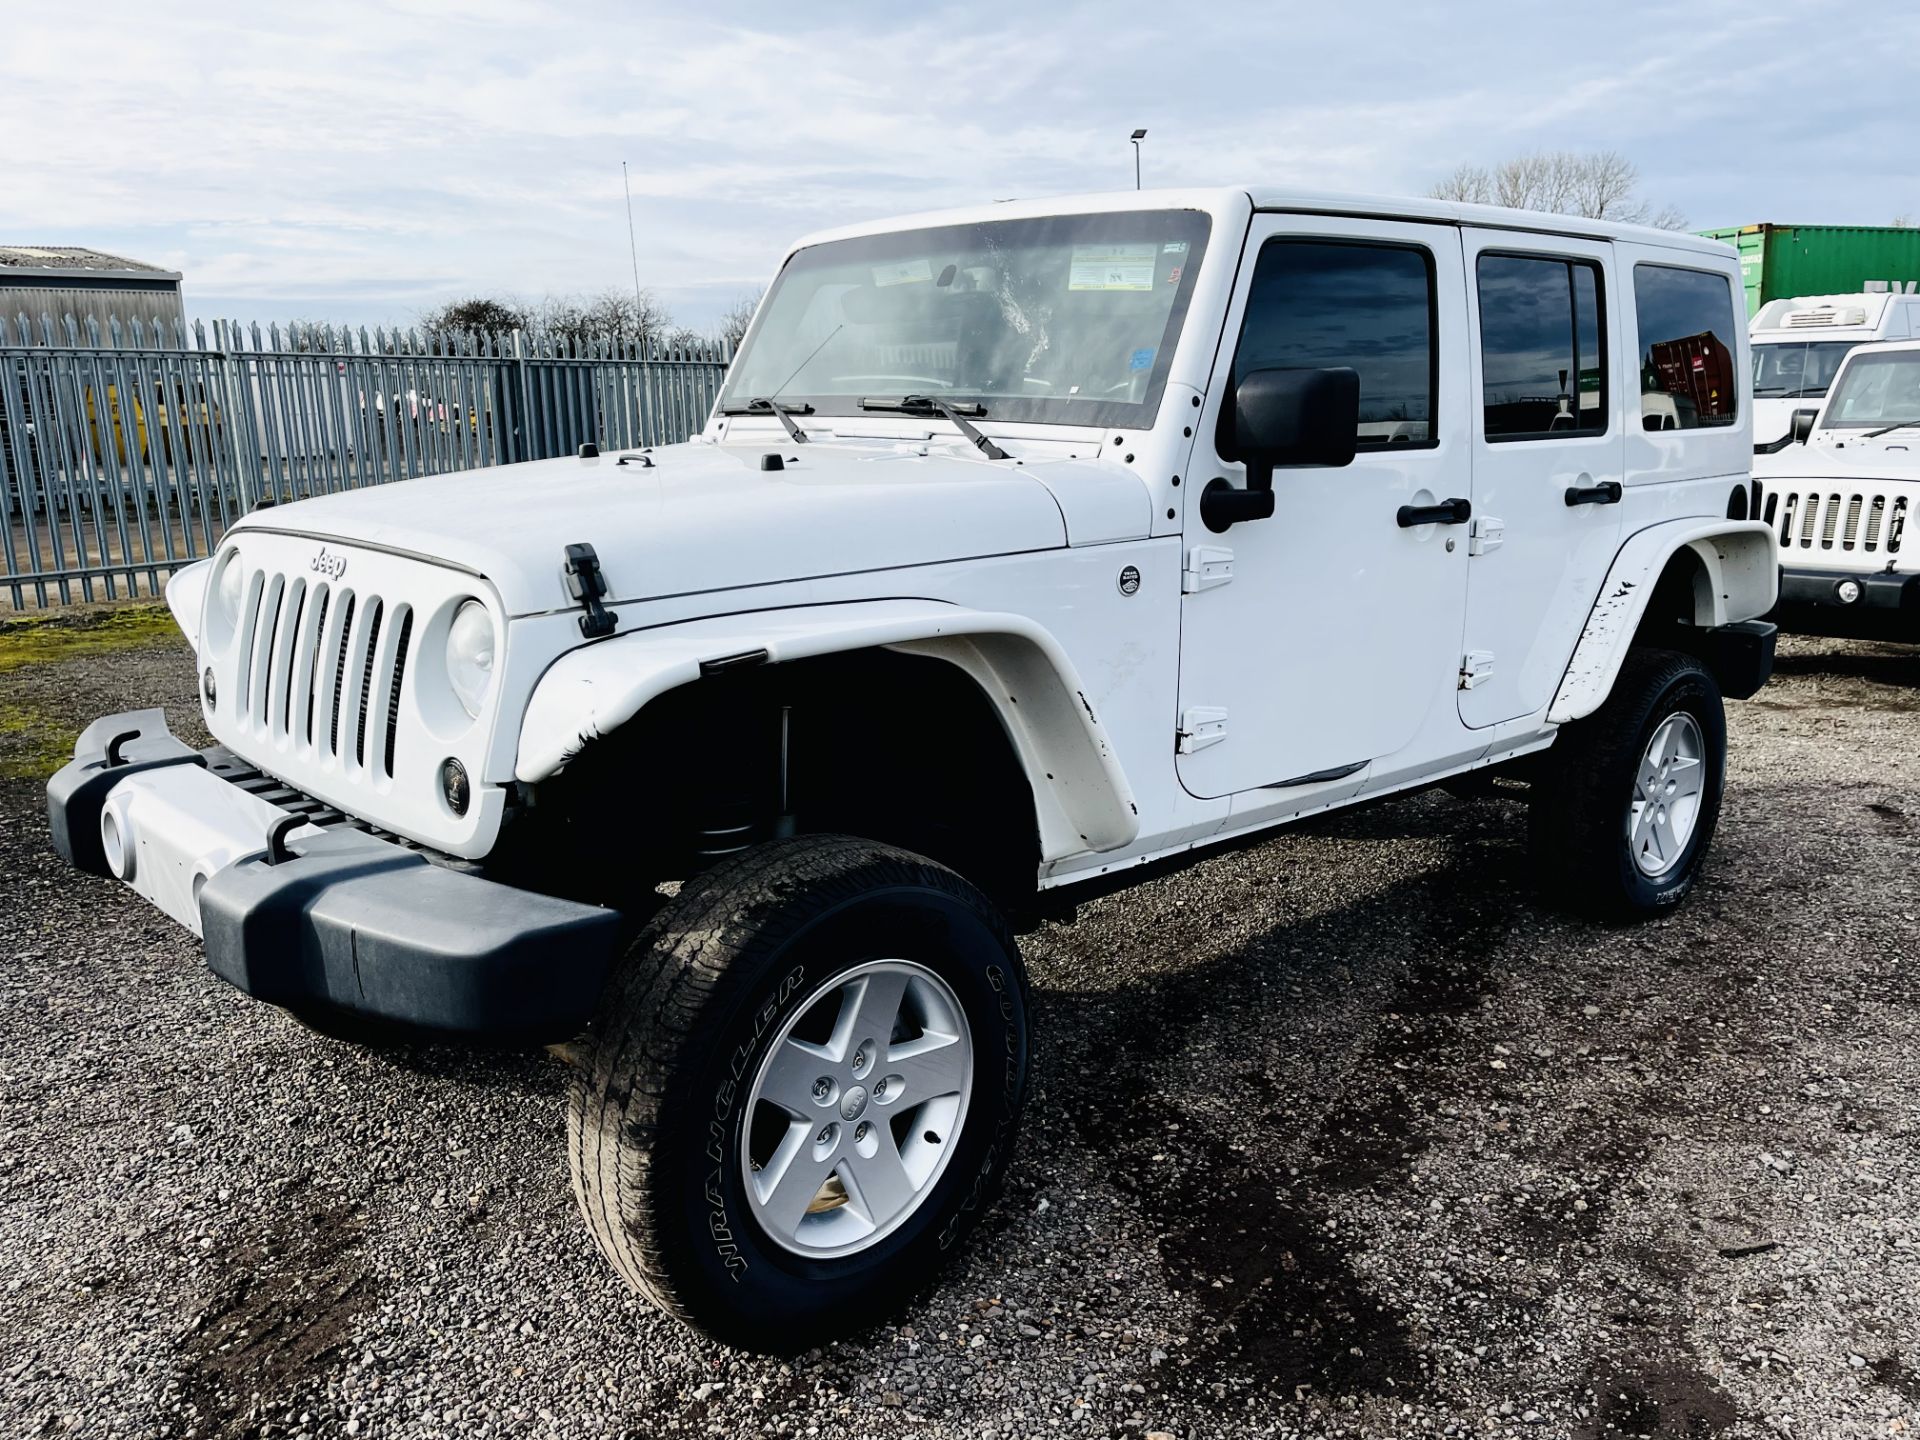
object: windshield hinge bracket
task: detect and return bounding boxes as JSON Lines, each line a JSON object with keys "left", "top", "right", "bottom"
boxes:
{"left": 563, "top": 543, "right": 619, "bottom": 639}
{"left": 1182, "top": 545, "right": 1234, "bottom": 593}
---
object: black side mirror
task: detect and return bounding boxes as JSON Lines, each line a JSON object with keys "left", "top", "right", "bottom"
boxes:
{"left": 1203, "top": 367, "right": 1360, "bottom": 532}
{"left": 1235, "top": 366, "right": 1361, "bottom": 481}
{"left": 1759, "top": 406, "right": 1820, "bottom": 455}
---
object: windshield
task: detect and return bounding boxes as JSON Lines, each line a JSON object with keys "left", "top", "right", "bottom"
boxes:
{"left": 1751, "top": 340, "right": 1857, "bottom": 399}
{"left": 1822, "top": 349, "right": 1920, "bottom": 429}
{"left": 721, "top": 210, "right": 1212, "bottom": 427}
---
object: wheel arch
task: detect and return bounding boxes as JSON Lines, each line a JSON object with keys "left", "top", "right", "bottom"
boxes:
{"left": 513, "top": 600, "right": 1140, "bottom": 864}
{"left": 1548, "top": 518, "right": 1777, "bottom": 725}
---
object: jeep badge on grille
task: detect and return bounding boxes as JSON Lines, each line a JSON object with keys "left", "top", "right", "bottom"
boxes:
{"left": 311, "top": 547, "right": 348, "bottom": 579}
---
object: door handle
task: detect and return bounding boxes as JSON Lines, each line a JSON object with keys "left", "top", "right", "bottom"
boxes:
{"left": 1396, "top": 497, "right": 1472, "bottom": 528}
{"left": 1564, "top": 480, "right": 1623, "bottom": 507}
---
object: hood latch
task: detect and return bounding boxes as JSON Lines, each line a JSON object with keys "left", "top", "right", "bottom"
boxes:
{"left": 562, "top": 543, "right": 619, "bottom": 639}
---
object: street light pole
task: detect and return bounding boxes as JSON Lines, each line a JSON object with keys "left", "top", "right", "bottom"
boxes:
{"left": 1130, "top": 128, "right": 1147, "bottom": 190}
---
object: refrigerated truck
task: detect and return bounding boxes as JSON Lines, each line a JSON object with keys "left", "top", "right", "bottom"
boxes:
{"left": 1699, "top": 223, "right": 1920, "bottom": 318}
{"left": 1746, "top": 291, "right": 1920, "bottom": 446}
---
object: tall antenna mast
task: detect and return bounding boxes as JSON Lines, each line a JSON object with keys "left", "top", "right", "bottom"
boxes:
{"left": 622, "top": 160, "right": 644, "bottom": 335}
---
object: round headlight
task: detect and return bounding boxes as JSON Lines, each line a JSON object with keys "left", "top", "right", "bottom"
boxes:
{"left": 213, "top": 550, "right": 245, "bottom": 627}
{"left": 445, "top": 600, "right": 496, "bottom": 719}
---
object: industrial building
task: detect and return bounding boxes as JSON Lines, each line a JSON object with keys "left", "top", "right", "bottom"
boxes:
{"left": 0, "top": 246, "right": 185, "bottom": 339}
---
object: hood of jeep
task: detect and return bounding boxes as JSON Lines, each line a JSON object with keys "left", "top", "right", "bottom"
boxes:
{"left": 230, "top": 439, "right": 1114, "bottom": 616}
{"left": 1756, "top": 436, "right": 1920, "bottom": 485}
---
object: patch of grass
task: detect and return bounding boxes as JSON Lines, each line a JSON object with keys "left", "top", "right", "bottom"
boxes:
{"left": 0, "top": 604, "right": 183, "bottom": 674}
{"left": 0, "top": 605, "right": 185, "bottom": 779}
{"left": 0, "top": 701, "right": 73, "bottom": 780}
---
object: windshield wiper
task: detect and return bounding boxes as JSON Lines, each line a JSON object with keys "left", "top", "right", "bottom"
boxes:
{"left": 859, "top": 394, "right": 1009, "bottom": 460}
{"left": 1862, "top": 419, "right": 1920, "bottom": 438}
{"left": 721, "top": 396, "right": 813, "bottom": 444}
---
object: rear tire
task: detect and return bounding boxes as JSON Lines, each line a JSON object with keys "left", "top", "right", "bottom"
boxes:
{"left": 1529, "top": 648, "right": 1726, "bottom": 921}
{"left": 568, "top": 834, "right": 1031, "bottom": 1349}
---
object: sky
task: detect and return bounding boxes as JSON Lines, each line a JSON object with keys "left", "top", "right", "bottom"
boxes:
{"left": 3, "top": 0, "right": 1915, "bottom": 334}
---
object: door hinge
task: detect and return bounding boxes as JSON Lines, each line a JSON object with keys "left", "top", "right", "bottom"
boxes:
{"left": 1177, "top": 706, "right": 1229, "bottom": 754}
{"left": 1181, "top": 545, "right": 1233, "bottom": 593}
{"left": 1467, "top": 516, "right": 1505, "bottom": 555}
{"left": 1459, "top": 650, "right": 1495, "bottom": 690}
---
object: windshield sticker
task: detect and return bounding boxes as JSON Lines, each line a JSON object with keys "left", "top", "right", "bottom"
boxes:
{"left": 872, "top": 257, "right": 934, "bottom": 287}
{"left": 1069, "top": 243, "right": 1158, "bottom": 292}
{"left": 1128, "top": 347, "right": 1155, "bottom": 371}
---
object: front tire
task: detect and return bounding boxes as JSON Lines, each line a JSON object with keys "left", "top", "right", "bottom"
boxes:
{"left": 1530, "top": 648, "right": 1727, "bottom": 920}
{"left": 568, "top": 834, "right": 1031, "bottom": 1348}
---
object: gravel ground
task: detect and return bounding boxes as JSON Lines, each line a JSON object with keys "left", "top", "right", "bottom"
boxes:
{"left": 2, "top": 623, "right": 1917, "bottom": 1439}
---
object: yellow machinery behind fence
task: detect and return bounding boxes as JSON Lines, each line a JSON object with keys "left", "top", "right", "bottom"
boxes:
{"left": 83, "top": 382, "right": 221, "bottom": 467}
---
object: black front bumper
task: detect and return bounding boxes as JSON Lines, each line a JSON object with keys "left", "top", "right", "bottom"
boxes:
{"left": 1776, "top": 566, "right": 1920, "bottom": 638}
{"left": 47, "top": 709, "right": 623, "bottom": 1041}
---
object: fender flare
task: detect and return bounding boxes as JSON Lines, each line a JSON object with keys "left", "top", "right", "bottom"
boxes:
{"left": 1548, "top": 518, "right": 1778, "bottom": 725}
{"left": 513, "top": 599, "right": 1140, "bottom": 861}
{"left": 165, "top": 557, "right": 212, "bottom": 654}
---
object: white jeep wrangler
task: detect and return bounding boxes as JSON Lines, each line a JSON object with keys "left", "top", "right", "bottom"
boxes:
{"left": 1753, "top": 337, "right": 1920, "bottom": 637}
{"left": 48, "top": 188, "right": 1778, "bottom": 1348}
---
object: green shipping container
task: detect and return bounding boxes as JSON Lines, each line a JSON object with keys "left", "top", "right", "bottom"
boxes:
{"left": 1697, "top": 224, "right": 1920, "bottom": 317}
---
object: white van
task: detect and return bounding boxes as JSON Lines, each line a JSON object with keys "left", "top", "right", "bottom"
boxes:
{"left": 1750, "top": 292, "right": 1920, "bottom": 446}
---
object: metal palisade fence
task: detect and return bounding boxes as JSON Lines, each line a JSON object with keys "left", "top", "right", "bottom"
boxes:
{"left": 0, "top": 313, "right": 731, "bottom": 609}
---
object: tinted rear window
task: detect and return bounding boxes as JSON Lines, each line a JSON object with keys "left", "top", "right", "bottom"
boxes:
{"left": 1477, "top": 254, "right": 1608, "bottom": 440}
{"left": 1634, "top": 265, "right": 1739, "bottom": 430}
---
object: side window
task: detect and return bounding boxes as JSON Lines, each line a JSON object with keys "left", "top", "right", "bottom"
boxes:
{"left": 1227, "top": 239, "right": 1436, "bottom": 450}
{"left": 1476, "top": 254, "right": 1608, "bottom": 440}
{"left": 1633, "top": 264, "right": 1740, "bottom": 430}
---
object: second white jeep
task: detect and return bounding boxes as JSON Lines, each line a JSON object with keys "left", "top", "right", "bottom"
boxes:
{"left": 1754, "top": 337, "right": 1920, "bottom": 637}
{"left": 48, "top": 187, "right": 1777, "bottom": 1348}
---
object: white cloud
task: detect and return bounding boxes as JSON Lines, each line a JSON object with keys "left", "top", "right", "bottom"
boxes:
{"left": 2, "top": 0, "right": 1914, "bottom": 329}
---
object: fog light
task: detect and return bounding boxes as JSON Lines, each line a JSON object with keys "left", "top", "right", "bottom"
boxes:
{"left": 100, "top": 805, "right": 131, "bottom": 881}
{"left": 202, "top": 667, "right": 217, "bottom": 707}
{"left": 440, "top": 757, "right": 470, "bottom": 816}
{"left": 1836, "top": 578, "right": 1863, "bottom": 605}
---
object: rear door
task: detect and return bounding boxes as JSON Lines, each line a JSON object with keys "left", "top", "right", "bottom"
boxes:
{"left": 1457, "top": 230, "right": 1626, "bottom": 728}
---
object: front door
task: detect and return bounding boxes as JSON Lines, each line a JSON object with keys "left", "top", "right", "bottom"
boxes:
{"left": 1457, "top": 229, "right": 1627, "bottom": 728}
{"left": 1176, "top": 215, "right": 1474, "bottom": 799}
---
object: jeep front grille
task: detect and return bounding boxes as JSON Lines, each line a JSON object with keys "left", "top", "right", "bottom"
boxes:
{"left": 1756, "top": 483, "right": 1908, "bottom": 557}
{"left": 203, "top": 531, "right": 494, "bottom": 858}
{"left": 232, "top": 569, "right": 414, "bottom": 783}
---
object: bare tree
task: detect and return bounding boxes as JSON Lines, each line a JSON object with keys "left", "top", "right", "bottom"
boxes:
{"left": 1431, "top": 150, "right": 1686, "bottom": 230}
{"left": 717, "top": 288, "right": 764, "bottom": 350}
{"left": 531, "top": 288, "right": 674, "bottom": 349}
{"left": 422, "top": 288, "right": 685, "bottom": 350}
{"left": 420, "top": 296, "right": 530, "bottom": 336}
